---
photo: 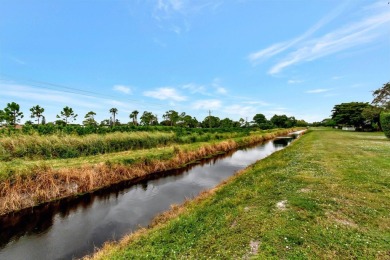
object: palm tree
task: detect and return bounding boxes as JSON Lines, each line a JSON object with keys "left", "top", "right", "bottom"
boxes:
{"left": 109, "top": 108, "right": 118, "bottom": 125}
{"left": 30, "top": 105, "right": 45, "bottom": 125}
{"left": 57, "top": 106, "right": 77, "bottom": 125}
{"left": 129, "top": 110, "right": 139, "bottom": 125}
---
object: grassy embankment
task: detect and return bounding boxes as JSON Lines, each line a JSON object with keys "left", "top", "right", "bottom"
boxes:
{"left": 0, "top": 128, "right": 297, "bottom": 215}
{"left": 90, "top": 128, "right": 390, "bottom": 259}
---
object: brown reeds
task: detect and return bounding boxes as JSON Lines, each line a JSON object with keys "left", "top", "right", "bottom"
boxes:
{"left": 0, "top": 129, "right": 298, "bottom": 216}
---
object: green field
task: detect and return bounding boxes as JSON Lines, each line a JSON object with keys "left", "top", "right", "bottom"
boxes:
{"left": 91, "top": 128, "right": 390, "bottom": 259}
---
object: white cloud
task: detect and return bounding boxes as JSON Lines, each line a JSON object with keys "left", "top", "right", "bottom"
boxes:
{"left": 248, "top": 1, "right": 390, "bottom": 74}
{"left": 248, "top": 1, "right": 349, "bottom": 64}
{"left": 182, "top": 83, "right": 208, "bottom": 95}
{"left": 153, "top": 0, "right": 221, "bottom": 34}
{"left": 211, "top": 78, "right": 227, "bottom": 95}
{"left": 248, "top": 42, "right": 290, "bottom": 63}
{"left": 288, "top": 79, "right": 304, "bottom": 84}
{"left": 216, "top": 87, "right": 227, "bottom": 94}
{"left": 181, "top": 79, "right": 228, "bottom": 97}
{"left": 0, "top": 82, "right": 102, "bottom": 109}
{"left": 192, "top": 99, "right": 222, "bottom": 110}
{"left": 223, "top": 104, "right": 256, "bottom": 117}
{"left": 242, "top": 100, "right": 270, "bottom": 106}
{"left": 154, "top": 0, "right": 221, "bottom": 17}
{"left": 143, "top": 87, "right": 187, "bottom": 101}
{"left": 263, "top": 109, "right": 293, "bottom": 119}
{"left": 157, "top": 0, "right": 184, "bottom": 12}
{"left": 113, "top": 85, "right": 132, "bottom": 94}
{"left": 268, "top": 6, "right": 390, "bottom": 74}
{"left": 305, "top": 88, "right": 331, "bottom": 94}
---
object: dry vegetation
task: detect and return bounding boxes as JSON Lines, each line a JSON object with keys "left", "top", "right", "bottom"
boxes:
{"left": 0, "top": 129, "right": 294, "bottom": 215}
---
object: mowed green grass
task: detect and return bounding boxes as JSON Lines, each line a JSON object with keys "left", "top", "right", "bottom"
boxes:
{"left": 94, "top": 128, "right": 390, "bottom": 259}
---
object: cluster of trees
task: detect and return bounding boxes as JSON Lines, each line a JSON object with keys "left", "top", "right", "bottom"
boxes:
{"left": 330, "top": 82, "right": 389, "bottom": 132}
{"left": 330, "top": 102, "right": 380, "bottom": 130}
{"left": 0, "top": 102, "right": 309, "bottom": 133}
{"left": 312, "top": 82, "right": 390, "bottom": 135}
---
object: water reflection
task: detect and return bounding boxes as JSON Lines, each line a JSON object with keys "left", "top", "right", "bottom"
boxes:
{"left": 273, "top": 137, "right": 293, "bottom": 148}
{"left": 0, "top": 137, "right": 295, "bottom": 260}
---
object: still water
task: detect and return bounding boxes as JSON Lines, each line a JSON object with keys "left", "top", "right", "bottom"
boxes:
{"left": 0, "top": 136, "right": 296, "bottom": 260}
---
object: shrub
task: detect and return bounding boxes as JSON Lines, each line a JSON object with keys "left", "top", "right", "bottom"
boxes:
{"left": 380, "top": 112, "right": 390, "bottom": 138}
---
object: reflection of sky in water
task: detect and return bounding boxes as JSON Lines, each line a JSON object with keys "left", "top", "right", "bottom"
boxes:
{"left": 0, "top": 139, "right": 291, "bottom": 260}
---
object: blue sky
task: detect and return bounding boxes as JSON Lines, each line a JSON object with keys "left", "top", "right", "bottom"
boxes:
{"left": 0, "top": 0, "right": 389, "bottom": 124}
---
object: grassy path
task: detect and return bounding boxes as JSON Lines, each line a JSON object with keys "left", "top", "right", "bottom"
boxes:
{"left": 91, "top": 128, "right": 390, "bottom": 259}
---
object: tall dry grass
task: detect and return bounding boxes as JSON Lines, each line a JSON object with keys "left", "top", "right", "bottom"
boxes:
{"left": 0, "top": 132, "right": 175, "bottom": 160}
{"left": 0, "top": 130, "right": 251, "bottom": 161}
{"left": 0, "top": 128, "right": 297, "bottom": 215}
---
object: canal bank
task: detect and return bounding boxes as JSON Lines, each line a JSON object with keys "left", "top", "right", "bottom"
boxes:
{"left": 0, "top": 129, "right": 299, "bottom": 216}
{"left": 0, "top": 131, "right": 304, "bottom": 259}
{"left": 89, "top": 128, "right": 390, "bottom": 259}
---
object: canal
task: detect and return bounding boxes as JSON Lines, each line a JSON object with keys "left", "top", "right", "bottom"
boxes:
{"left": 0, "top": 133, "right": 300, "bottom": 259}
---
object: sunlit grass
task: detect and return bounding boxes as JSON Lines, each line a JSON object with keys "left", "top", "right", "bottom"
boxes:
{"left": 89, "top": 128, "right": 390, "bottom": 259}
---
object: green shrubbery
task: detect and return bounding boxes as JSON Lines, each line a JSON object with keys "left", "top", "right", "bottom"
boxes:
{"left": 0, "top": 132, "right": 175, "bottom": 160}
{"left": 0, "top": 129, "right": 258, "bottom": 160}
{"left": 380, "top": 112, "right": 390, "bottom": 138}
{"left": 0, "top": 124, "right": 254, "bottom": 137}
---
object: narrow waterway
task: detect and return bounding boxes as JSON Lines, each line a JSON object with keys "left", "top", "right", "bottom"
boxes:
{"left": 0, "top": 134, "right": 299, "bottom": 260}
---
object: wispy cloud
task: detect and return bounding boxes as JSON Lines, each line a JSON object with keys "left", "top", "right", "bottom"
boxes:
{"left": 156, "top": 0, "right": 184, "bottom": 13}
{"left": 191, "top": 99, "right": 222, "bottom": 110}
{"left": 113, "top": 85, "right": 132, "bottom": 94}
{"left": 223, "top": 104, "right": 256, "bottom": 117}
{"left": 248, "top": 1, "right": 349, "bottom": 64}
{"left": 0, "top": 82, "right": 103, "bottom": 109}
{"left": 211, "top": 78, "right": 227, "bottom": 95}
{"left": 10, "top": 56, "right": 27, "bottom": 65}
{"left": 143, "top": 87, "right": 187, "bottom": 101}
{"left": 153, "top": 0, "right": 222, "bottom": 33}
{"left": 288, "top": 79, "right": 304, "bottom": 84}
{"left": 242, "top": 100, "right": 270, "bottom": 106}
{"left": 305, "top": 88, "right": 331, "bottom": 94}
{"left": 182, "top": 83, "right": 208, "bottom": 95}
{"left": 248, "top": 1, "right": 390, "bottom": 75}
{"left": 268, "top": 3, "right": 390, "bottom": 74}
{"left": 181, "top": 79, "right": 228, "bottom": 96}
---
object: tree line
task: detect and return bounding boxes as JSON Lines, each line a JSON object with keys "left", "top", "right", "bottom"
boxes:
{"left": 313, "top": 82, "right": 390, "bottom": 137}
{"left": 0, "top": 102, "right": 308, "bottom": 135}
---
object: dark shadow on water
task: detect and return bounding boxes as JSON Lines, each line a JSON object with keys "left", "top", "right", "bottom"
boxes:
{"left": 0, "top": 150, "right": 235, "bottom": 249}
{"left": 273, "top": 137, "right": 293, "bottom": 148}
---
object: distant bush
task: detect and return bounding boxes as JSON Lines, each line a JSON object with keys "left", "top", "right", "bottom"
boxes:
{"left": 380, "top": 112, "right": 390, "bottom": 138}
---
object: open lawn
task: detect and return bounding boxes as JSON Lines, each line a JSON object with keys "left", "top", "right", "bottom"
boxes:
{"left": 91, "top": 128, "right": 390, "bottom": 259}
